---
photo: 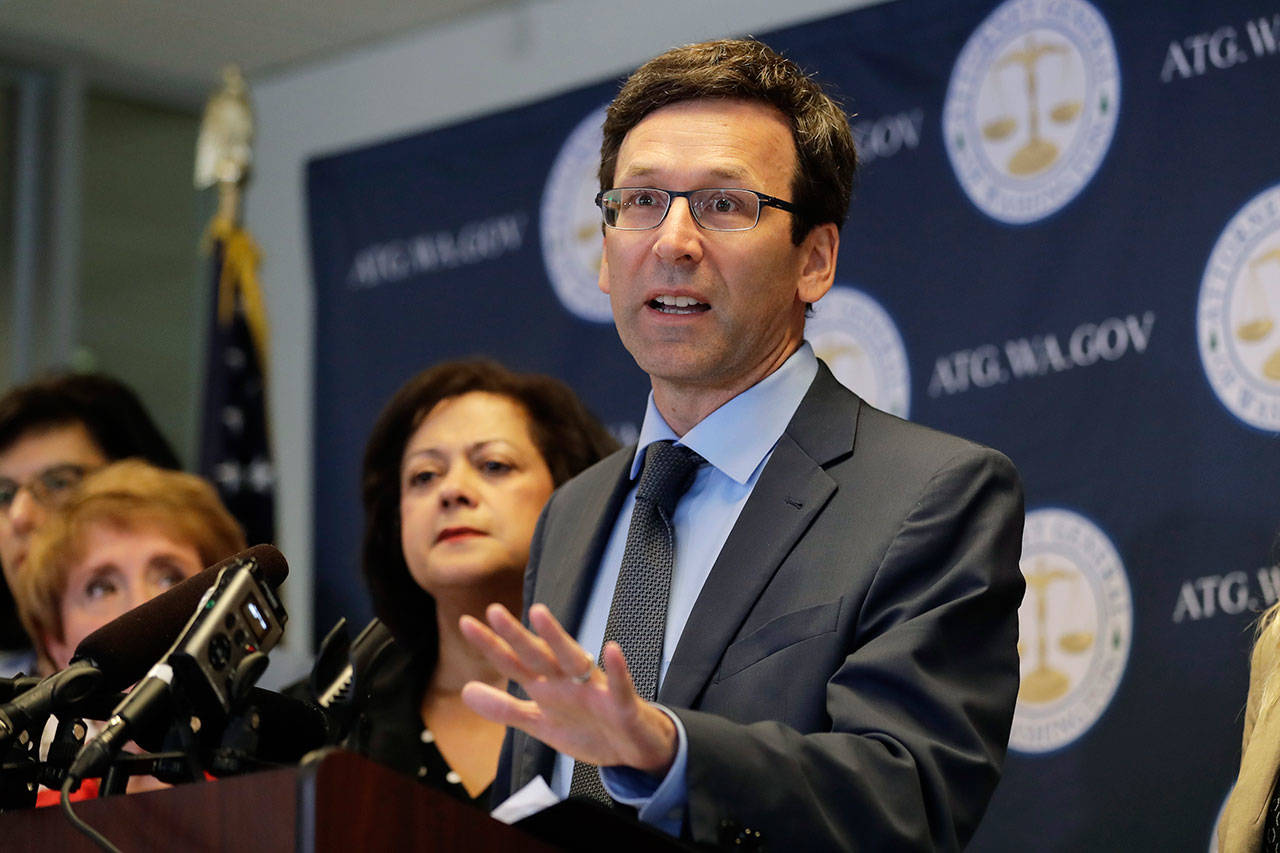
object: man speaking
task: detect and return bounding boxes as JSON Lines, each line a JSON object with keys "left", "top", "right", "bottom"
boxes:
{"left": 460, "top": 38, "right": 1025, "bottom": 850}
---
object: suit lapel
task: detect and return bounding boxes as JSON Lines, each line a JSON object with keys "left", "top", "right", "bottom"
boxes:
{"left": 660, "top": 364, "right": 861, "bottom": 708}
{"left": 534, "top": 449, "right": 634, "bottom": 634}
{"left": 515, "top": 448, "right": 634, "bottom": 789}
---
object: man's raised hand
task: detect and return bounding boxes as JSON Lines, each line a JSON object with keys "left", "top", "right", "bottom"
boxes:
{"left": 458, "top": 602, "right": 677, "bottom": 775}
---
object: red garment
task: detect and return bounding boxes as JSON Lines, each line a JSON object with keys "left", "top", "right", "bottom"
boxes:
{"left": 33, "top": 770, "right": 215, "bottom": 807}
{"left": 35, "top": 777, "right": 100, "bottom": 807}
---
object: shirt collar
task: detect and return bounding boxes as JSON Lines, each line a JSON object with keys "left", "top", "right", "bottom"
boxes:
{"left": 630, "top": 342, "right": 818, "bottom": 485}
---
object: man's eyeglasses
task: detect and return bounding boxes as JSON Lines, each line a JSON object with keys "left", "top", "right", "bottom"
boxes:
{"left": 0, "top": 464, "right": 92, "bottom": 512}
{"left": 595, "top": 187, "right": 799, "bottom": 232}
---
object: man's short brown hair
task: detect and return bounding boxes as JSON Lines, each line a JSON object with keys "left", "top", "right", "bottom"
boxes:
{"left": 600, "top": 38, "right": 858, "bottom": 244}
{"left": 17, "top": 460, "right": 246, "bottom": 663}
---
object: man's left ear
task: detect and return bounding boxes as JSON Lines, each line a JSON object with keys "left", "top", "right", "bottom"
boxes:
{"left": 797, "top": 222, "right": 838, "bottom": 305}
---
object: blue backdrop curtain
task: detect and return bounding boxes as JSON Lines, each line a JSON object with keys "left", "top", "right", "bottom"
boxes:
{"left": 307, "top": 1, "right": 1280, "bottom": 846}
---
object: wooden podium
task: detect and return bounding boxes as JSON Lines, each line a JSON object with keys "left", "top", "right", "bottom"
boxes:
{"left": 0, "top": 749, "right": 559, "bottom": 852}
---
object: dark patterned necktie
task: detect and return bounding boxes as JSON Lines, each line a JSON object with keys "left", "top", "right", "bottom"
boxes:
{"left": 569, "top": 440, "right": 702, "bottom": 802}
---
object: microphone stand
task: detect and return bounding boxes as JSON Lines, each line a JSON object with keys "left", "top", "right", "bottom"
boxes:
{"left": 0, "top": 720, "right": 42, "bottom": 811}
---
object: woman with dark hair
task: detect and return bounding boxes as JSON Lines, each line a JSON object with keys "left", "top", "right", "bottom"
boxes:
{"left": 349, "top": 359, "right": 617, "bottom": 804}
{"left": 0, "top": 372, "right": 180, "bottom": 676}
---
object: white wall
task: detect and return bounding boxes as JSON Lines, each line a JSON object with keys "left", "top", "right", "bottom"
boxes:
{"left": 247, "top": 0, "right": 886, "bottom": 652}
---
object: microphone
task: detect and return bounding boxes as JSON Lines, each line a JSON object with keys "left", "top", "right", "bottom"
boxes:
{"left": 313, "top": 618, "right": 396, "bottom": 710}
{"left": 0, "top": 666, "right": 102, "bottom": 747}
{"left": 215, "top": 687, "right": 340, "bottom": 766}
{"left": 72, "top": 544, "right": 287, "bottom": 693}
{"left": 0, "top": 545, "right": 287, "bottom": 748}
{"left": 67, "top": 546, "right": 289, "bottom": 784}
{"left": 0, "top": 675, "right": 43, "bottom": 703}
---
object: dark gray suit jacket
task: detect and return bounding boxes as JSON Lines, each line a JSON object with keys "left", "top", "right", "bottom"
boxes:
{"left": 499, "top": 362, "right": 1025, "bottom": 851}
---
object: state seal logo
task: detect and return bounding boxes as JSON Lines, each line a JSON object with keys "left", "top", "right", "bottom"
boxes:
{"left": 806, "top": 285, "right": 911, "bottom": 418}
{"left": 1197, "top": 182, "right": 1280, "bottom": 432}
{"left": 540, "top": 104, "right": 613, "bottom": 323}
{"left": 943, "top": 0, "right": 1120, "bottom": 224}
{"left": 1009, "top": 507, "right": 1131, "bottom": 754}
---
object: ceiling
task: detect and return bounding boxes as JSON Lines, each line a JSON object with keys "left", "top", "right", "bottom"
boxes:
{"left": 0, "top": 0, "right": 517, "bottom": 108}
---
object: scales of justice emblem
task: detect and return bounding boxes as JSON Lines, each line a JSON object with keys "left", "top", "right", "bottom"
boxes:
{"left": 1233, "top": 243, "right": 1280, "bottom": 382}
{"left": 1198, "top": 183, "right": 1280, "bottom": 432}
{"left": 806, "top": 286, "right": 911, "bottom": 419}
{"left": 1009, "top": 508, "right": 1131, "bottom": 753}
{"left": 944, "top": 0, "right": 1119, "bottom": 225}
{"left": 541, "top": 104, "right": 613, "bottom": 323}
{"left": 979, "top": 33, "right": 1084, "bottom": 178}
{"left": 1018, "top": 559, "right": 1095, "bottom": 704}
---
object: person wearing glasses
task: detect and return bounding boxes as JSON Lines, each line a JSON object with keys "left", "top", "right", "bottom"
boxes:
{"left": 459, "top": 39, "right": 1025, "bottom": 850}
{"left": 14, "top": 459, "right": 243, "bottom": 801}
{"left": 17, "top": 460, "right": 243, "bottom": 674}
{"left": 0, "top": 372, "right": 179, "bottom": 676}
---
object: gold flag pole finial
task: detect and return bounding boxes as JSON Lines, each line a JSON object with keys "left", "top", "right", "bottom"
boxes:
{"left": 195, "top": 64, "right": 266, "bottom": 364}
{"left": 195, "top": 64, "right": 255, "bottom": 227}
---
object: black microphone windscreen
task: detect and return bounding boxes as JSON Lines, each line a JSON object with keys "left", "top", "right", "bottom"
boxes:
{"left": 235, "top": 687, "right": 338, "bottom": 763}
{"left": 71, "top": 544, "right": 288, "bottom": 692}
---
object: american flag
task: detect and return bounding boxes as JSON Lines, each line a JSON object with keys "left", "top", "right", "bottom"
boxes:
{"left": 199, "top": 219, "right": 275, "bottom": 546}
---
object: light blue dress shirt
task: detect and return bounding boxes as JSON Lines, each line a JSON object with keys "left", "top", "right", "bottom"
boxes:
{"left": 548, "top": 343, "right": 819, "bottom": 834}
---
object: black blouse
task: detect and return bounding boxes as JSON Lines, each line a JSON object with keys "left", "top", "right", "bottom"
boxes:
{"left": 344, "top": 638, "right": 491, "bottom": 807}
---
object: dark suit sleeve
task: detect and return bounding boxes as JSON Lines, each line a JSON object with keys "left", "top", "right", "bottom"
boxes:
{"left": 675, "top": 446, "right": 1024, "bottom": 852}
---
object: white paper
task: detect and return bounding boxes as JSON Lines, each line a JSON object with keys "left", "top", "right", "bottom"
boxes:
{"left": 489, "top": 775, "right": 561, "bottom": 825}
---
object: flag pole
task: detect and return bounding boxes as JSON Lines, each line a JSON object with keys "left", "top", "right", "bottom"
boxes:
{"left": 195, "top": 65, "right": 276, "bottom": 549}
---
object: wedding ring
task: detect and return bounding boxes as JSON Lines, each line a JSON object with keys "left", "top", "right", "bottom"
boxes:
{"left": 571, "top": 653, "right": 595, "bottom": 684}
